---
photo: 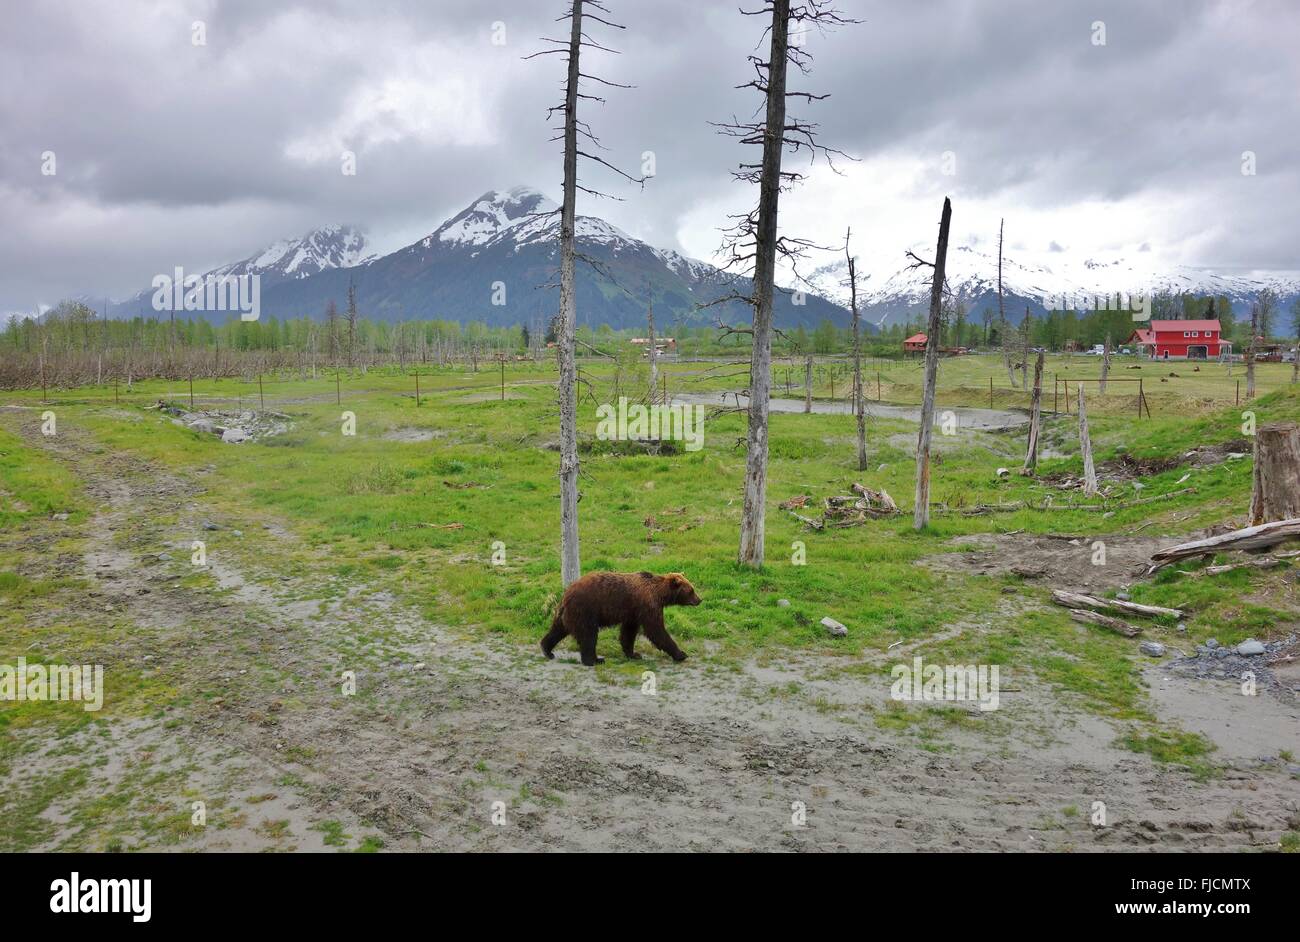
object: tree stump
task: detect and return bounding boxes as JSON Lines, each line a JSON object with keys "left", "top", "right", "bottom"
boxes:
{"left": 1249, "top": 422, "right": 1300, "bottom": 525}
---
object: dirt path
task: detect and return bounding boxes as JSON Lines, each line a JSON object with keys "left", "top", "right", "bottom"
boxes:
{"left": 4, "top": 414, "right": 1298, "bottom": 852}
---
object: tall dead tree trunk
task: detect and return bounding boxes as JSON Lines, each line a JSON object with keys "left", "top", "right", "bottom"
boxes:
{"left": 999, "top": 218, "right": 1016, "bottom": 387}
{"left": 1078, "top": 384, "right": 1098, "bottom": 496}
{"left": 804, "top": 354, "right": 813, "bottom": 413}
{"left": 646, "top": 300, "right": 657, "bottom": 404}
{"left": 1249, "top": 422, "right": 1300, "bottom": 525}
{"left": 913, "top": 197, "right": 952, "bottom": 531}
{"left": 736, "top": 0, "right": 791, "bottom": 568}
{"left": 1020, "top": 307, "right": 1031, "bottom": 388}
{"left": 1246, "top": 301, "right": 1258, "bottom": 400}
{"left": 529, "top": 0, "right": 640, "bottom": 586}
{"left": 715, "top": 0, "right": 851, "bottom": 564}
{"left": 846, "top": 228, "right": 866, "bottom": 471}
{"left": 1099, "top": 332, "right": 1111, "bottom": 394}
{"left": 555, "top": 0, "right": 585, "bottom": 586}
{"left": 1021, "top": 349, "right": 1045, "bottom": 475}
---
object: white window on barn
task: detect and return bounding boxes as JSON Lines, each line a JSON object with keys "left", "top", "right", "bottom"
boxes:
{"left": 1184, "top": 331, "right": 1190, "bottom": 337}
{"left": 1191, "top": 331, "right": 1198, "bottom": 337}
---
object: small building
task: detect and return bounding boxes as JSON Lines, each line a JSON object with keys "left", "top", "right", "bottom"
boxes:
{"left": 903, "top": 333, "right": 928, "bottom": 356}
{"left": 1127, "top": 319, "right": 1230, "bottom": 360}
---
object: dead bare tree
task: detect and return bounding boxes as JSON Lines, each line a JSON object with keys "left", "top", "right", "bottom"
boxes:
{"left": 846, "top": 227, "right": 866, "bottom": 471}
{"left": 998, "top": 218, "right": 1016, "bottom": 387}
{"left": 912, "top": 197, "right": 953, "bottom": 530}
{"left": 1099, "top": 331, "right": 1111, "bottom": 394}
{"left": 646, "top": 299, "right": 658, "bottom": 403}
{"left": 714, "top": 0, "right": 854, "bottom": 567}
{"left": 1078, "top": 384, "right": 1098, "bottom": 496}
{"left": 1246, "top": 298, "right": 1259, "bottom": 399}
{"left": 1020, "top": 307, "right": 1031, "bottom": 388}
{"left": 528, "top": 0, "right": 643, "bottom": 586}
{"left": 1021, "top": 349, "right": 1045, "bottom": 475}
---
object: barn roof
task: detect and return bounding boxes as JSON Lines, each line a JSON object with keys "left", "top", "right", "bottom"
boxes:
{"left": 1149, "top": 319, "right": 1221, "bottom": 332}
{"left": 904, "top": 333, "right": 927, "bottom": 344}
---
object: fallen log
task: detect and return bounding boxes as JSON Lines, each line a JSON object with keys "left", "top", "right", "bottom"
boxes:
{"left": 784, "top": 509, "right": 824, "bottom": 531}
{"left": 1067, "top": 609, "right": 1142, "bottom": 638}
{"left": 851, "top": 482, "right": 899, "bottom": 514}
{"left": 1147, "top": 517, "right": 1300, "bottom": 574}
{"left": 939, "top": 487, "right": 1197, "bottom": 517}
{"left": 1179, "top": 557, "right": 1287, "bottom": 577}
{"left": 1051, "top": 589, "right": 1183, "bottom": 619}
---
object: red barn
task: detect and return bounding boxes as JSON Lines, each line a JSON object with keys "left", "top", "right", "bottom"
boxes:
{"left": 1128, "top": 320, "right": 1229, "bottom": 360}
{"left": 903, "top": 332, "right": 928, "bottom": 356}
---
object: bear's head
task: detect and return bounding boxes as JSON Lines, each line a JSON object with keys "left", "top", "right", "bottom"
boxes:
{"left": 663, "top": 572, "right": 702, "bottom": 607}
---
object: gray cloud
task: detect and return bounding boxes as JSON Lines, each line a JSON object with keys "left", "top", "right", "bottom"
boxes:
{"left": 2, "top": 0, "right": 1297, "bottom": 315}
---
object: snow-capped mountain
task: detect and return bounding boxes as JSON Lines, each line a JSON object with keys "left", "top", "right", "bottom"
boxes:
{"left": 809, "top": 240, "right": 1300, "bottom": 327}
{"left": 237, "top": 187, "right": 847, "bottom": 329}
{"left": 104, "top": 224, "right": 372, "bottom": 318}
{"left": 207, "top": 224, "right": 373, "bottom": 283}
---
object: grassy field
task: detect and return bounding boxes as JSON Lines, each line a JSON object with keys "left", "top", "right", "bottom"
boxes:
{"left": 2, "top": 352, "right": 1299, "bottom": 850}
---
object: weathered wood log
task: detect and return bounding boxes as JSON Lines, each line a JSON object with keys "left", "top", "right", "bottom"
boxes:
{"left": 1067, "top": 609, "right": 1142, "bottom": 637}
{"left": 941, "top": 486, "right": 1197, "bottom": 517}
{"left": 1183, "top": 557, "right": 1287, "bottom": 577}
{"left": 1148, "top": 517, "right": 1300, "bottom": 573}
{"left": 1051, "top": 589, "right": 1183, "bottom": 619}
{"left": 1249, "top": 423, "right": 1300, "bottom": 525}
{"left": 1078, "top": 385, "right": 1098, "bottom": 496}
{"left": 850, "top": 481, "right": 899, "bottom": 513}
{"left": 785, "top": 509, "right": 824, "bottom": 530}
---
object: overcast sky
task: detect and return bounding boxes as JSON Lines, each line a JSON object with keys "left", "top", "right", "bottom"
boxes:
{"left": 3, "top": 0, "right": 1297, "bottom": 316}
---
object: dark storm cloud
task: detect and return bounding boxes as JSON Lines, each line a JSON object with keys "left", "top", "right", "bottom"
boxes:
{"left": 2, "top": 0, "right": 1297, "bottom": 314}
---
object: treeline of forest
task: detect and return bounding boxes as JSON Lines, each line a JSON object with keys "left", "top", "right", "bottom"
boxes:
{"left": 3, "top": 290, "right": 1297, "bottom": 390}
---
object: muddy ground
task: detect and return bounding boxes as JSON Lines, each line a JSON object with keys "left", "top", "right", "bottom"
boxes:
{"left": 3, "top": 413, "right": 1298, "bottom": 852}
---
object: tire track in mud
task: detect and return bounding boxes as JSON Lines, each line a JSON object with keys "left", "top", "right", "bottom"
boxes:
{"left": 5, "top": 412, "right": 1299, "bottom": 851}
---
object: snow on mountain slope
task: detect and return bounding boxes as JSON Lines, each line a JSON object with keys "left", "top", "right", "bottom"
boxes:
{"left": 103, "top": 224, "right": 372, "bottom": 318}
{"left": 808, "top": 239, "right": 1300, "bottom": 324}
{"left": 249, "top": 187, "right": 849, "bottom": 329}
{"left": 210, "top": 224, "right": 372, "bottom": 282}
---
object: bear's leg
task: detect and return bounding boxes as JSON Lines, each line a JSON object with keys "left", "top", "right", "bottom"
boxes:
{"left": 575, "top": 626, "right": 604, "bottom": 666}
{"left": 641, "top": 611, "right": 687, "bottom": 662}
{"left": 540, "top": 618, "right": 568, "bottom": 660}
{"left": 619, "top": 620, "right": 641, "bottom": 659}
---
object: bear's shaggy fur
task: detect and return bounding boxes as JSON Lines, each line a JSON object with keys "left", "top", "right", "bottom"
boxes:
{"left": 541, "top": 571, "right": 701, "bottom": 666}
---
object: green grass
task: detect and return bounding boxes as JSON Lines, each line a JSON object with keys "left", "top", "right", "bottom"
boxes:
{"left": 4, "top": 356, "right": 1299, "bottom": 838}
{"left": 1118, "top": 727, "right": 1218, "bottom": 780}
{"left": 0, "top": 425, "right": 81, "bottom": 526}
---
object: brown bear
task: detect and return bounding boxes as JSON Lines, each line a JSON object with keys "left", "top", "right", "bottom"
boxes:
{"left": 541, "top": 571, "right": 700, "bottom": 666}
